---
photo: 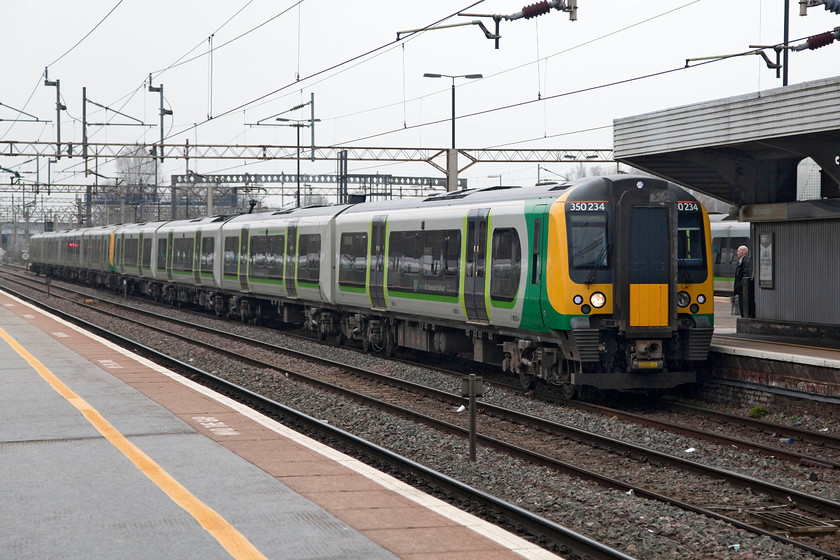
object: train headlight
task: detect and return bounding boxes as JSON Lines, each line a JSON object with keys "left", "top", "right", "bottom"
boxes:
{"left": 690, "top": 303, "right": 700, "bottom": 313}
{"left": 590, "top": 292, "right": 606, "bottom": 308}
{"left": 697, "top": 294, "right": 706, "bottom": 304}
{"left": 677, "top": 291, "right": 691, "bottom": 308}
{"left": 573, "top": 295, "right": 583, "bottom": 305}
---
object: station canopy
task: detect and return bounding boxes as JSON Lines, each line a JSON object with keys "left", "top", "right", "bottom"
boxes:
{"left": 613, "top": 76, "right": 840, "bottom": 207}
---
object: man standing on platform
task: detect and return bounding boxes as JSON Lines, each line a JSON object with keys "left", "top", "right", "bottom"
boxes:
{"left": 734, "top": 245, "right": 752, "bottom": 317}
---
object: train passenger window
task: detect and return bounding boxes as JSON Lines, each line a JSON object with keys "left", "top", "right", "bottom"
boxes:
{"left": 248, "top": 234, "right": 284, "bottom": 279}
{"left": 568, "top": 212, "right": 608, "bottom": 269}
{"left": 201, "top": 237, "right": 215, "bottom": 274}
{"left": 142, "top": 238, "right": 152, "bottom": 268}
{"left": 223, "top": 236, "right": 238, "bottom": 276}
{"left": 712, "top": 237, "right": 723, "bottom": 265}
{"left": 67, "top": 238, "right": 79, "bottom": 261}
{"left": 339, "top": 232, "right": 368, "bottom": 289}
{"left": 156, "top": 237, "right": 168, "bottom": 271}
{"left": 389, "top": 231, "right": 422, "bottom": 275}
{"left": 387, "top": 229, "right": 460, "bottom": 297}
{"left": 441, "top": 231, "right": 460, "bottom": 277}
{"left": 124, "top": 238, "right": 139, "bottom": 267}
{"left": 172, "top": 237, "right": 194, "bottom": 273}
{"left": 490, "top": 228, "right": 521, "bottom": 302}
{"left": 297, "top": 234, "right": 321, "bottom": 285}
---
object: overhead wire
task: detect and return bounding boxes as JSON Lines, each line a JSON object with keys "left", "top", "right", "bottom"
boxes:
{"left": 152, "top": 0, "right": 256, "bottom": 81}
{"left": 45, "top": 0, "right": 126, "bottom": 68}
{"left": 319, "top": 0, "right": 716, "bottom": 148}
{"left": 0, "top": 71, "right": 45, "bottom": 141}
{"left": 17, "top": 0, "right": 790, "bottom": 190}
{"left": 149, "top": 1, "right": 303, "bottom": 80}
{"left": 329, "top": 49, "right": 758, "bottom": 149}
{"left": 161, "top": 1, "right": 487, "bottom": 142}
{"left": 31, "top": 1, "right": 715, "bottom": 186}
{"left": 56, "top": 2, "right": 487, "bottom": 185}
{"left": 41, "top": 0, "right": 268, "bottom": 182}
{"left": 310, "top": 0, "right": 702, "bottom": 135}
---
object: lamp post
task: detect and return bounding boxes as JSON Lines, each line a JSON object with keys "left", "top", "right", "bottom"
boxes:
{"left": 423, "top": 73, "right": 482, "bottom": 191}
{"left": 277, "top": 118, "right": 320, "bottom": 207}
{"left": 422, "top": 73, "right": 483, "bottom": 149}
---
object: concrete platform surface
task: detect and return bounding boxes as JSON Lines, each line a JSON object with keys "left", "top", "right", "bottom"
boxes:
{"left": 0, "top": 290, "right": 556, "bottom": 560}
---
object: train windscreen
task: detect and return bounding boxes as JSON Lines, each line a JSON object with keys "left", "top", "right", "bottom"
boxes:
{"left": 568, "top": 212, "right": 608, "bottom": 268}
{"left": 567, "top": 211, "right": 610, "bottom": 284}
{"left": 677, "top": 209, "right": 708, "bottom": 282}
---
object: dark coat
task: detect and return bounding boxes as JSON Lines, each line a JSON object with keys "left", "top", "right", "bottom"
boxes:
{"left": 734, "top": 255, "right": 752, "bottom": 296}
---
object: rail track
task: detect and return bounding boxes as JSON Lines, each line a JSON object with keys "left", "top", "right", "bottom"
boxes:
{"left": 0, "top": 272, "right": 634, "bottom": 560}
{"left": 4, "top": 266, "right": 840, "bottom": 559}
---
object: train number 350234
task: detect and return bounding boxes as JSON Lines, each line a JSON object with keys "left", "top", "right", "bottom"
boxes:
{"left": 568, "top": 202, "right": 606, "bottom": 211}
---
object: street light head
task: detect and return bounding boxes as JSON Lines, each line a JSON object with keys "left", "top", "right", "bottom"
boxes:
{"left": 464, "top": 74, "right": 483, "bottom": 79}
{"left": 423, "top": 73, "right": 443, "bottom": 78}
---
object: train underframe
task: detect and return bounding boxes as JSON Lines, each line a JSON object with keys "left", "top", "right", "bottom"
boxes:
{"left": 34, "top": 266, "right": 709, "bottom": 395}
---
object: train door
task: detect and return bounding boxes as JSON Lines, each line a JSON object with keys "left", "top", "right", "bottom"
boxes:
{"left": 369, "top": 215, "right": 387, "bottom": 309}
{"left": 193, "top": 230, "right": 202, "bottom": 285}
{"left": 136, "top": 234, "right": 143, "bottom": 276}
{"left": 238, "top": 225, "right": 250, "bottom": 291}
{"left": 529, "top": 204, "right": 548, "bottom": 328}
{"left": 464, "top": 208, "right": 490, "bottom": 323}
{"left": 166, "top": 231, "right": 174, "bottom": 282}
{"left": 615, "top": 188, "right": 676, "bottom": 333}
{"left": 285, "top": 222, "right": 298, "bottom": 298}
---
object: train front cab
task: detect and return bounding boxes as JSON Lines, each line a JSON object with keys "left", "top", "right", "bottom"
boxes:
{"left": 545, "top": 177, "right": 714, "bottom": 391}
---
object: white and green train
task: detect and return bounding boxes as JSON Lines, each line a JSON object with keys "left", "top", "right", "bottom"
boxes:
{"left": 30, "top": 175, "right": 714, "bottom": 395}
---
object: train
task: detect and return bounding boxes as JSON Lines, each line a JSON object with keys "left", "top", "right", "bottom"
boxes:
{"left": 709, "top": 216, "right": 750, "bottom": 295}
{"left": 28, "top": 175, "right": 715, "bottom": 396}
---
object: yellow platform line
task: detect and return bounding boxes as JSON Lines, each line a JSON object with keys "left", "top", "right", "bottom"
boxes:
{"left": 0, "top": 327, "right": 268, "bottom": 560}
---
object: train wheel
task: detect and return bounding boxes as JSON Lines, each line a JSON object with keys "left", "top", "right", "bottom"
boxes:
{"left": 559, "top": 359, "right": 577, "bottom": 399}
{"left": 518, "top": 369, "right": 534, "bottom": 390}
{"left": 560, "top": 382, "right": 577, "bottom": 399}
{"left": 335, "top": 330, "right": 346, "bottom": 346}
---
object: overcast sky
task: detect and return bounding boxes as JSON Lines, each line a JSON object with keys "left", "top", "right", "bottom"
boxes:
{"left": 2, "top": 0, "right": 839, "bottom": 197}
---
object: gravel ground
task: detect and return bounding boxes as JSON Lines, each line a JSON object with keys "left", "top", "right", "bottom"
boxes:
{"left": 7, "top": 277, "right": 833, "bottom": 560}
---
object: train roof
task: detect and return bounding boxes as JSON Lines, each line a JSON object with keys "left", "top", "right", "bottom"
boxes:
{"left": 31, "top": 175, "right": 702, "bottom": 240}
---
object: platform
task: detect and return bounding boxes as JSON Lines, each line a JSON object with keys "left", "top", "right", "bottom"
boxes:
{"left": 708, "top": 296, "right": 840, "bottom": 404}
{"left": 0, "top": 290, "right": 556, "bottom": 560}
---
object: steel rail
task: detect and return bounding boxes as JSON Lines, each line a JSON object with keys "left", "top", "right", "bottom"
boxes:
{"left": 5, "top": 273, "right": 840, "bottom": 560}
{"left": 1, "top": 283, "right": 635, "bottom": 560}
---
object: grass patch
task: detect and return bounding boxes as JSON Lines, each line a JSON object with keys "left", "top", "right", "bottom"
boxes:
{"left": 748, "top": 405, "right": 767, "bottom": 418}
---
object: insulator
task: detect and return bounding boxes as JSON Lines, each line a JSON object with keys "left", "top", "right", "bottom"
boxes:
{"left": 521, "top": 0, "right": 551, "bottom": 19}
{"left": 823, "top": 0, "right": 840, "bottom": 14}
{"left": 807, "top": 31, "right": 836, "bottom": 50}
